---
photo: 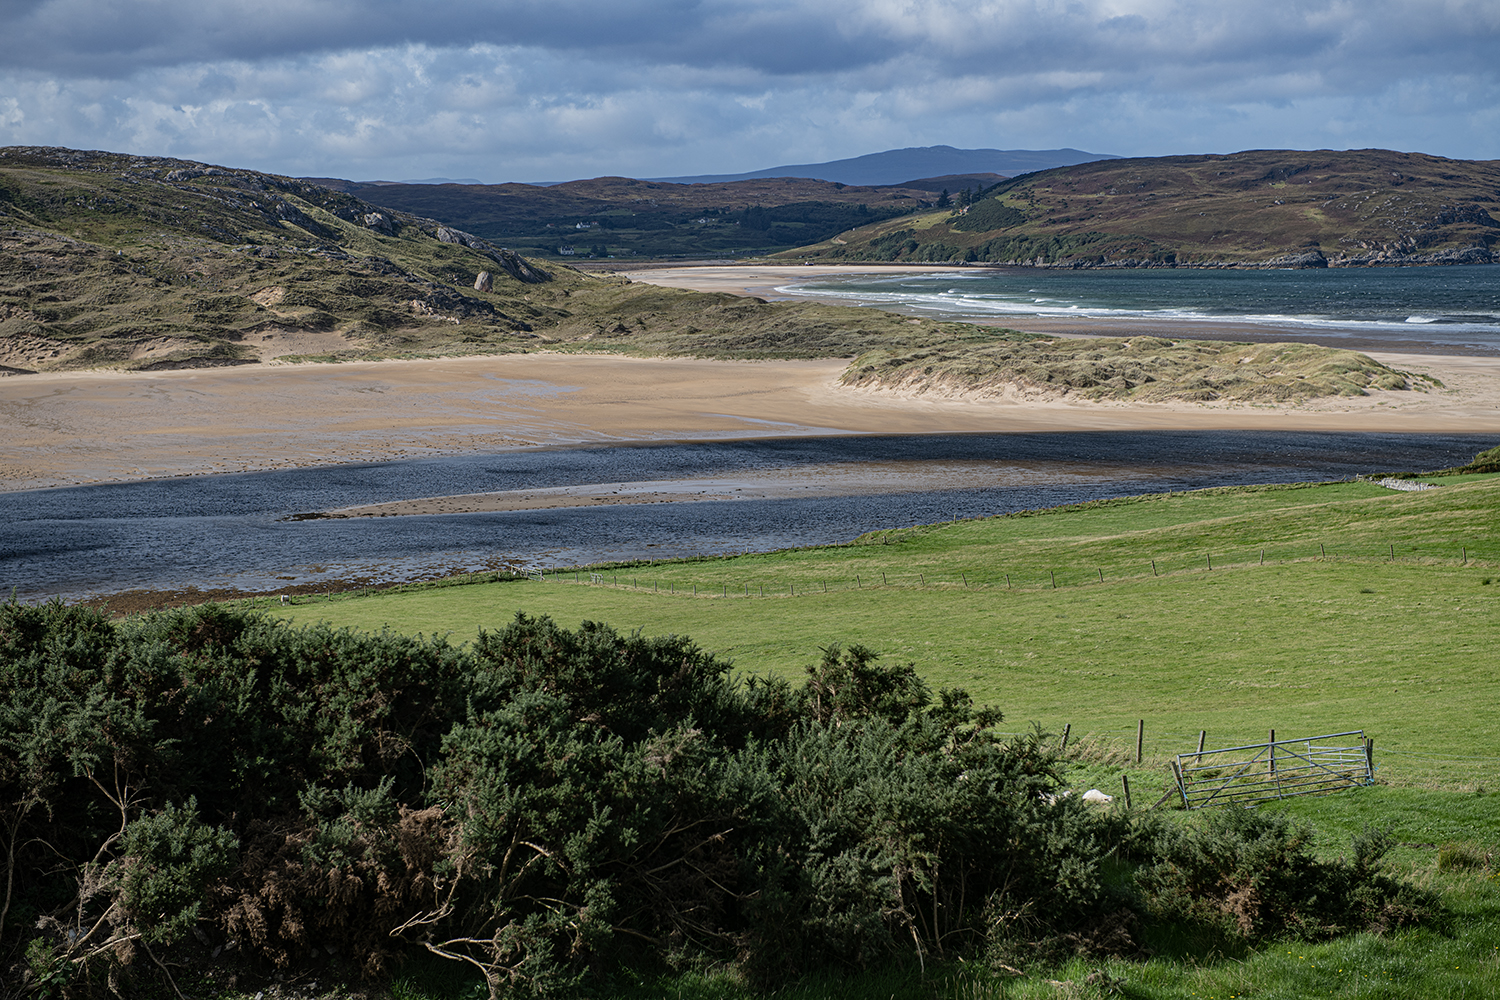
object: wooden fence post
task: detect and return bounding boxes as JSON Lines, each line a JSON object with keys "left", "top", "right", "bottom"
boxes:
{"left": 1196, "top": 730, "right": 1206, "bottom": 765}
{"left": 1269, "top": 728, "right": 1276, "bottom": 775}
{"left": 1136, "top": 719, "right": 1144, "bottom": 763}
{"left": 1060, "top": 723, "right": 1071, "bottom": 753}
{"left": 1122, "top": 774, "right": 1133, "bottom": 810}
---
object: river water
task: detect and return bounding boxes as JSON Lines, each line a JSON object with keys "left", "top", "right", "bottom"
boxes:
{"left": 2, "top": 431, "right": 1491, "bottom": 602}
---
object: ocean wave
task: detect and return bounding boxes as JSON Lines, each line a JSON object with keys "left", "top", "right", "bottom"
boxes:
{"left": 775, "top": 280, "right": 1500, "bottom": 342}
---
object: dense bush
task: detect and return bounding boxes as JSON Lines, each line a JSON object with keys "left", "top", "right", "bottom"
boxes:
{"left": 0, "top": 602, "right": 1439, "bottom": 997}
{"left": 1135, "top": 809, "right": 1440, "bottom": 943}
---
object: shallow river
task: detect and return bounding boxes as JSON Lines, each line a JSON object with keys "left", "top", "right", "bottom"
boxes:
{"left": 2, "top": 431, "right": 1490, "bottom": 601}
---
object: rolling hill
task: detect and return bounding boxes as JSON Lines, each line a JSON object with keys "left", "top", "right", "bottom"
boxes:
{"left": 787, "top": 148, "right": 1500, "bottom": 268}
{"left": 306, "top": 174, "right": 943, "bottom": 260}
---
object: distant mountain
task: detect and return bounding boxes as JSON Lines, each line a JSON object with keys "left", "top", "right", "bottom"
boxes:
{"left": 649, "top": 146, "right": 1120, "bottom": 187}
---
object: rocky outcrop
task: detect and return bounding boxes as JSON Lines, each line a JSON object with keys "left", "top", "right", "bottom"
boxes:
{"left": 474, "top": 271, "right": 493, "bottom": 292}
{"left": 362, "top": 211, "right": 399, "bottom": 236}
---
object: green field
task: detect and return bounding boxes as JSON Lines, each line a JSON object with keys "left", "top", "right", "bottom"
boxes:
{"left": 271, "top": 472, "right": 1500, "bottom": 999}
{"left": 279, "top": 475, "right": 1500, "bottom": 788}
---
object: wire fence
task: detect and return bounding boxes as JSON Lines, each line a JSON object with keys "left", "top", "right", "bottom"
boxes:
{"left": 531, "top": 538, "right": 1495, "bottom": 598}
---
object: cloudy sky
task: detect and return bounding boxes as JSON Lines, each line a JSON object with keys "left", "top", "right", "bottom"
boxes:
{"left": 3, "top": 0, "right": 1498, "bottom": 182}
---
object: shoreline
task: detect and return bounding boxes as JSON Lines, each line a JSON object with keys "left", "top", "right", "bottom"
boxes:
{"left": 620, "top": 264, "right": 1500, "bottom": 358}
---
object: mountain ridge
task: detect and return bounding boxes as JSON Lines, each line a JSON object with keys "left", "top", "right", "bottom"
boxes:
{"left": 647, "top": 145, "right": 1121, "bottom": 186}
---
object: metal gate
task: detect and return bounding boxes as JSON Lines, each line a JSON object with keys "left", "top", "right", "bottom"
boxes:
{"left": 1172, "top": 731, "right": 1374, "bottom": 809}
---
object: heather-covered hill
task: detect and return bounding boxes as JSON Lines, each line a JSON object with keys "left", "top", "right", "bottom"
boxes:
{"left": 790, "top": 148, "right": 1500, "bottom": 268}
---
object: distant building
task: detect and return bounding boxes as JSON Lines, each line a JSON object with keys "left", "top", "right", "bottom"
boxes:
{"left": 557, "top": 246, "right": 576, "bottom": 255}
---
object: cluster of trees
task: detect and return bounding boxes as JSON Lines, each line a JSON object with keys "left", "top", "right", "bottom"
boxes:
{"left": 1, "top": 602, "right": 1436, "bottom": 997}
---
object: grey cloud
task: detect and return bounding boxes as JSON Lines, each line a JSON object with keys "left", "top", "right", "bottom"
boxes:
{"left": 4, "top": 1, "right": 1491, "bottom": 85}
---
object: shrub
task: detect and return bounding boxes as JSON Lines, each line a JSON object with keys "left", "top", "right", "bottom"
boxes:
{"left": 1136, "top": 811, "right": 1441, "bottom": 942}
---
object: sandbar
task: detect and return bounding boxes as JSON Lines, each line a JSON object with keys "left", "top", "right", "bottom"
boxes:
{"left": 3, "top": 344, "right": 1498, "bottom": 496}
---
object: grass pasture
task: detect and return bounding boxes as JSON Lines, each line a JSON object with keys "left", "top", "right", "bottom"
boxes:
{"left": 279, "top": 475, "right": 1500, "bottom": 789}
{"left": 271, "top": 473, "right": 1500, "bottom": 999}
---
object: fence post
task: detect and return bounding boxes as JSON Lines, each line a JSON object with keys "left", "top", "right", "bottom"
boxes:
{"left": 1006, "top": 574, "right": 1011, "bottom": 588}
{"left": 1060, "top": 723, "right": 1071, "bottom": 753}
{"left": 1136, "top": 719, "right": 1144, "bottom": 763}
{"left": 1122, "top": 774, "right": 1133, "bottom": 810}
{"left": 1051, "top": 571, "right": 1056, "bottom": 588}
{"left": 1098, "top": 568, "right": 1104, "bottom": 583}
{"left": 1172, "top": 760, "right": 1189, "bottom": 809}
{"left": 1207, "top": 553, "right": 1212, "bottom": 570}
{"left": 1196, "top": 730, "right": 1206, "bottom": 765}
{"left": 1269, "top": 729, "right": 1276, "bottom": 775}
{"left": 1152, "top": 559, "right": 1157, "bottom": 577}
{"left": 1365, "top": 737, "right": 1376, "bottom": 782}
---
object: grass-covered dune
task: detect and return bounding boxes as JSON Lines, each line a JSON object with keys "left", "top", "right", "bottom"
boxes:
{"left": 841, "top": 335, "right": 1420, "bottom": 403}
{"left": 0, "top": 146, "right": 1427, "bottom": 405}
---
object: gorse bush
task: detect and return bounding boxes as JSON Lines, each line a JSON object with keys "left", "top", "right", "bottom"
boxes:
{"left": 0, "top": 602, "right": 1439, "bottom": 997}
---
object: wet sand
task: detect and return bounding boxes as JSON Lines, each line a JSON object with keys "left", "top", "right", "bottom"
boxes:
{"left": 314, "top": 460, "right": 1119, "bottom": 518}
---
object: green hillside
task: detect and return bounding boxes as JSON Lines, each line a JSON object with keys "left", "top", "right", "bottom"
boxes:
{"left": 788, "top": 148, "right": 1500, "bottom": 267}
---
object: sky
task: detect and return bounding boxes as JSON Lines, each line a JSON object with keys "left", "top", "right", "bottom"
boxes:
{"left": 2, "top": 0, "right": 1498, "bottom": 183}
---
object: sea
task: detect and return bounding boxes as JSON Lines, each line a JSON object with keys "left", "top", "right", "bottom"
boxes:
{"left": 3, "top": 265, "right": 1497, "bottom": 601}
{"left": 779, "top": 263, "right": 1500, "bottom": 353}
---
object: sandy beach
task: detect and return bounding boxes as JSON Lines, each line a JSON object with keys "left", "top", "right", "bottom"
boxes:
{"left": 3, "top": 343, "right": 1498, "bottom": 497}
